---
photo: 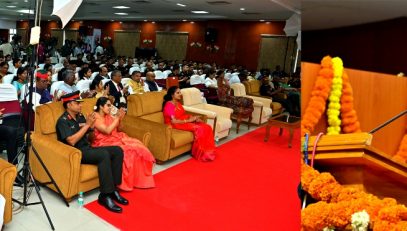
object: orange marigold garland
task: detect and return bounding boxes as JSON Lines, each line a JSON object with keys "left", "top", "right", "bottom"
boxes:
{"left": 340, "top": 71, "right": 361, "bottom": 133}
{"left": 393, "top": 128, "right": 407, "bottom": 164}
{"left": 301, "top": 163, "right": 407, "bottom": 230}
{"left": 301, "top": 56, "right": 334, "bottom": 136}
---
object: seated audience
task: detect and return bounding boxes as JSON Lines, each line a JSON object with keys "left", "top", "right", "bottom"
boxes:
{"left": 56, "top": 91, "right": 127, "bottom": 213}
{"left": 90, "top": 76, "right": 110, "bottom": 99}
{"left": 0, "top": 62, "right": 11, "bottom": 81}
{"left": 144, "top": 71, "right": 162, "bottom": 92}
{"left": 162, "top": 86, "right": 215, "bottom": 162}
{"left": 0, "top": 108, "right": 18, "bottom": 165}
{"left": 106, "top": 70, "right": 128, "bottom": 108}
{"left": 11, "top": 67, "right": 27, "bottom": 98}
{"left": 204, "top": 70, "right": 218, "bottom": 88}
{"left": 128, "top": 71, "right": 145, "bottom": 94}
{"left": 79, "top": 67, "right": 92, "bottom": 80}
{"left": 92, "top": 97, "right": 155, "bottom": 190}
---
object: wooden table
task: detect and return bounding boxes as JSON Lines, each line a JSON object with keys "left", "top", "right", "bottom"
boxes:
{"left": 264, "top": 114, "right": 300, "bottom": 148}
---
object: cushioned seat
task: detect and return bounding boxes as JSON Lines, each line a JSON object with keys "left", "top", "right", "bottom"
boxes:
{"left": 30, "top": 98, "right": 151, "bottom": 201}
{"left": 0, "top": 158, "right": 16, "bottom": 224}
{"left": 242, "top": 80, "right": 283, "bottom": 115}
{"left": 231, "top": 83, "right": 273, "bottom": 124}
{"left": 181, "top": 87, "right": 233, "bottom": 139}
{"left": 171, "top": 130, "right": 194, "bottom": 149}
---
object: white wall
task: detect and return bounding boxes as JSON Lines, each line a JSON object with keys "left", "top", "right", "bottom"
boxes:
{"left": 0, "top": 20, "right": 16, "bottom": 29}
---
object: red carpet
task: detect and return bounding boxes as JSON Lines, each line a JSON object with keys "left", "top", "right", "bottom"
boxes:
{"left": 85, "top": 126, "right": 300, "bottom": 230}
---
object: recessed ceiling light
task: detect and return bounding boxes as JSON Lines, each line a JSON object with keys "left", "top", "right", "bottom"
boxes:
{"left": 240, "top": 8, "right": 245, "bottom": 11}
{"left": 191, "top": 11, "right": 209, "bottom": 14}
{"left": 265, "top": 22, "right": 270, "bottom": 24}
{"left": 119, "top": 21, "right": 123, "bottom": 24}
{"left": 152, "top": 21, "right": 156, "bottom": 24}
{"left": 113, "top": 6, "right": 130, "bottom": 9}
{"left": 144, "top": 19, "right": 148, "bottom": 22}
{"left": 111, "top": 20, "right": 115, "bottom": 22}
{"left": 182, "top": 19, "right": 187, "bottom": 22}
{"left": 259, "top": 19, "right": 265, "bottom": 22}
{"left": 6, "top": 6, "right": 17, "bottom": 8}
{"left": 190, "top": 21, "right": 194, "bottom": 24}
{"left": 17, "top": 9, "right": 34, "bottom": 14}
{"left": 176, "top": 3, "right": 186, "bottom": 7}
{"left": 114, "top": 12, "right": 128, "bottom": 15}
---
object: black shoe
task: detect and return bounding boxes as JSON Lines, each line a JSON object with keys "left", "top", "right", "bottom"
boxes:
{"left": 98, "top": 194, "right": 122, "bottom": 213}
{"left": 111, "top": 191, "right": 129, "bottom": 205}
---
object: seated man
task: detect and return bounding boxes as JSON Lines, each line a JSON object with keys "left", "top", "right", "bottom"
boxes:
{"left": 128, "top": 71, "right": 144, "bottom": 94}
{"left": 56, "top": 91, "right": 128, "bottom": 213}
{"left": 144, "top": 71, "right": 162, "bottom": 92}
{"left": 106, "top": 70, "right": 128, "bottom": 108}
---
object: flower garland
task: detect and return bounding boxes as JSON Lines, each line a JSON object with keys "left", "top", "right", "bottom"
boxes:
{"left": 340, "top": 71, "right": 361, "bottom": 133}
{"left": 393, "top": 132, "right": 407, "bottom": 164}
{"left": 327, "top": 57, "right": 343, "bottom": 135}
{"left": 301, "top": 163, "right": 407, "bottom": 230}
{"left": 301, "top": 56, "right": 334, "bottom": 136}
{"left": 302, "top": 56, "right": 361, "bottom": 136}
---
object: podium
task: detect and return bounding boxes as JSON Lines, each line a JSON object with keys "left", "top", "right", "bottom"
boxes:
{"left": 303, "top": 133, "right": 407, "bottom": 205}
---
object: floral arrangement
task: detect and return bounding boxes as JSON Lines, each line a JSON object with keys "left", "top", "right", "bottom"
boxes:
{"left": 393, "top": 130, "right": 407, "bottom": 163}
{"left": 301, "top": 56, "right": 361, "bottom": 136}
{"left": 301, "top": 163, "right": 407, "bottom": 230}
{"left": 190, "top": 42, "right": 202, "bottom": 48}
{"left": 143, "top": 39, "right": 153, "bottom": 44}
{"left": 103, "top": 36, "right": 112, "bottom": 41}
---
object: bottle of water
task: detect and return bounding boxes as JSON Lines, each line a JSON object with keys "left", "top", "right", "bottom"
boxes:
{"left": 78, "top": 191, "right": 84, "bottom": 208}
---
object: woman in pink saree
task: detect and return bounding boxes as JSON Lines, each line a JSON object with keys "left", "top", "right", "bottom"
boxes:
{"left": 92, "top": 97, "right": 155, "bottom": 191}
{"left": 162, "top": 86, "right": 216, "bottom": 161}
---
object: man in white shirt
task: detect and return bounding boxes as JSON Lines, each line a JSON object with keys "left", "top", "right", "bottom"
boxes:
{"left": 228, "top": 73, "right": 241, "bottom": 85}
{"left": 144, "top": 71, "right": 162, "bottom": 92}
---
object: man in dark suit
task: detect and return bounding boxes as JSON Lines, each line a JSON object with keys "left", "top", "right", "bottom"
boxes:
{"left": 106, "top": 70, "right": 128, "bottom": 107}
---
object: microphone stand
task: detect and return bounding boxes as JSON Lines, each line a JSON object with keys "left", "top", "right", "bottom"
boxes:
{"left": 369, "top": 110, "right": 407, "bottom": 134}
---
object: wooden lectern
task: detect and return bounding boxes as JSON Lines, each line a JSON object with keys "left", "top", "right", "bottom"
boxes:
{"left": 303, "top": 133, "right": 407, "bottom": 205}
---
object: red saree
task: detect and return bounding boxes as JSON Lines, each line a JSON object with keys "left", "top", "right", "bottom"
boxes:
{"left": 163, "top": 101, "right": 216, "bottom": 161}
{"left": 92, "top": 115, "right": 155, "bottom": 191}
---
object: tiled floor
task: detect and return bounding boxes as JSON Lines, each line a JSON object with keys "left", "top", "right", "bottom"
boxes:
{"left": 2, "top": 122, "right": 262, "bottom": 231}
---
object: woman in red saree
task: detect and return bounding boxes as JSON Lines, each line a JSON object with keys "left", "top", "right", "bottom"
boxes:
{"left": 92, "top": 97, "right": 155, "bottom": 191}
{"left": 162, "top": 86, "right": 216, "bottom": 161}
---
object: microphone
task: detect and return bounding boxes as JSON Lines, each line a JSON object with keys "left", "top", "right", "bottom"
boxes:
{"left": 369, "top": 110, "right": 407, "bottom": 134}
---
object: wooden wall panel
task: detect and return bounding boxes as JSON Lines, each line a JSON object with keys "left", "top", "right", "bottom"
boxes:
{"left": 301, "top": 62, "right": 407, "bottom": 155}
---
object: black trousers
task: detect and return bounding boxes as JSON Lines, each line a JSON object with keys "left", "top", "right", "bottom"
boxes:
{"left": 0, "top": 125, "right": 18, "bottom": 164}
{"left": 79, "top": 146, "right": 123, "bottom": 194}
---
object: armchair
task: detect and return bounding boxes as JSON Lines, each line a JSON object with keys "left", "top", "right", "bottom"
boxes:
{"left": 242, "top": 80, "right": 283, "bottom": 115}
{"left": 231, "top": 83, "right": 272, "bottom": 124}
{"left": 0, "top": 158, "right": 17, "bottom": 224}
{"left": 181, "top": 87, "right": 233, "bottom": 139}
{"left": 30, "top": 98, "right": 150, "bottom": 201}
{"left": 126, "top": 92, "right": 199, "bottom": 163}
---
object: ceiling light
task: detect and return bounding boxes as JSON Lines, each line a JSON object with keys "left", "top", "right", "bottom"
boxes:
{"left": 144, "top": 19, "right": 148, "bottom": 22}
{"left": 113, "top": 6, "right": 130, "bottom": 9}
{"left": 111, "top": 19, "right": 114, "bottom": 22}
{"left": 182, "top": 19, "right": 187, "bottom": 22}
{"left": 17, "top": 9, "right": 34, "bottom": 14}
{"left": 119, "top": 21, "right": 123, "bottom": 24}
{"left": 265, "top": 22, "right": 270, "bottom": 24}
{"left": 191, "top": 11, "right": 209, "bottom": 14}
{"left": 190, "top": 21, "right": 194, "bottom": 24}
{"left": 240, "top": 8, "right": 245, "bottom": 11}
{"left": 259, "top": 19, "right": 265, "bottom": 22}
{"left": 177, "top": 3, "right": 186, "bottom": 7}
{"left": 6, "top": 6, "right": 17, "bottom": 8}
{"left": 114, "top": 12, "right": 128, "bottom": 15}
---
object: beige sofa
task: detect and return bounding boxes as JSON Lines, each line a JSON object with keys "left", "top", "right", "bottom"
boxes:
{"left": 242, "top": 80, "right": 283, "bottom": 115}
{"left": 0, "top": 158, "right": 17, "bottom": 224}
{"left": 30, "top": 98, "right": 150, "bottom": 201}
{"left": 230, "top": 83, "right": 272, "bottom": 124}
{"left": 180, "top": 87, "right": 233, "bottom": 139}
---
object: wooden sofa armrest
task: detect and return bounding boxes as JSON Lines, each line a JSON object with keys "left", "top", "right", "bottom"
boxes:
{"left": 0, "top": 158, "right": 17, "bottom": 224}
{"left": 30, "top": 132, "right": 82, "bottom": 199}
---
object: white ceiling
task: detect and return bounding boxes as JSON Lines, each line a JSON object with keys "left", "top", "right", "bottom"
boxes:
{"left": 303, "top": 0, "right": 407, "bottom": 31}
{"left": 0, "top": 0, "right": 300, "bottom": 22}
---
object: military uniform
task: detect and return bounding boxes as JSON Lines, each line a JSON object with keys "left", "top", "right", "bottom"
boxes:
{"left": 56, "top": 103, "right": 123, "bottom": 194}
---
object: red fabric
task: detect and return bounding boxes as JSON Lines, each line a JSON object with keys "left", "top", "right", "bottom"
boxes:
{"left": 85, "top": 127, "right": 301, "bottom": 231}
{"left": 163, "top": 101, "right": 215, "bottom": 161}
{"left": 61, "top": 94, "right": 80, "bottom": 102}
{"left": 92, "top": 115, "right": 155, "bottom": 190}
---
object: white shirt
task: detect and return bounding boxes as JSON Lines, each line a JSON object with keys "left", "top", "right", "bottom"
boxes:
{"left": 143, "top": 81, "right": 162, "bottom": 92}
{"left": 229, "top": 74, "right": 241, "bottom": 85}
{"left": 204, "top": 77, "right": 217, "bottom": 88}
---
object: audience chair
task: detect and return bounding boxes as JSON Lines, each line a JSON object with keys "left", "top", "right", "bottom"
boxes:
{"left": 126, "top": 92, "right": 203, "bottom": 163}
{"left": 30, "top": 98, "right": 151, "bottom": 201}
{"left": 243, "top": 80, "right": 283, "bottom": 115}
{"left": 166, "top": 77, "right": 179, "bottom": 89}
{"left": 50, "top": 81, "right": 64, "bottom": 97}
{"left": 230, "top": 83, "right": 272, "bottom": 124}
{"left": 154, "top": 70, "right": 165, "bottom": 79}
{"left": 0, "top": 158, "right": 17, "bottom": 224}
{"left": 1, "top": 74, "right": 15, "bottom": 85}
{"left": 181, "top": 87, "right": 233, "bottom": 139}
{"left": 129, "top": 67, "right": 140, "bottom": 75}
